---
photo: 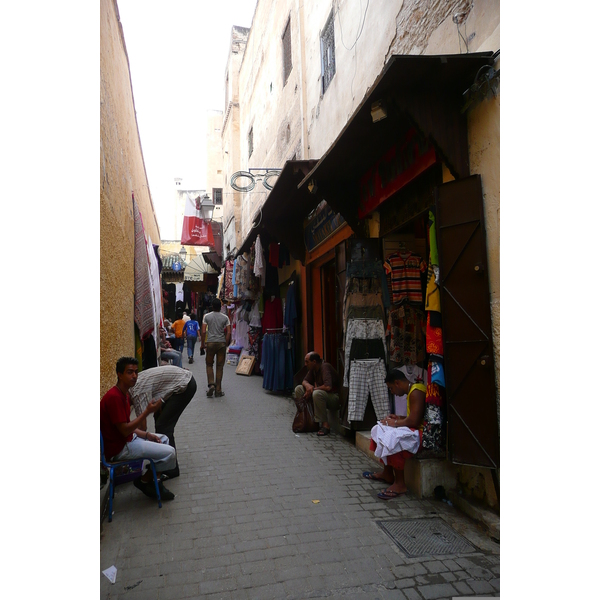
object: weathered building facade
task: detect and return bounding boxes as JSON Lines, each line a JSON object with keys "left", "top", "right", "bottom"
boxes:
{"left": 211, "top": 0, "right": 500, "bottom": 505}
{"left": 100, "top": 0, "right": 162, "bottom": 395}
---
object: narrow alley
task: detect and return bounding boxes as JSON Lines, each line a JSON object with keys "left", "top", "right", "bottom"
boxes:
{"left": 100, "top": 355, "right": 499, "bottom": 600}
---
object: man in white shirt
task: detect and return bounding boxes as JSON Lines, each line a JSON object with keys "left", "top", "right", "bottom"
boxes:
{"left": 129, "top": 366, "right": 197, "bottom": 479}
{"left": 201, "top": 298, "right": 231, "bottom": 398}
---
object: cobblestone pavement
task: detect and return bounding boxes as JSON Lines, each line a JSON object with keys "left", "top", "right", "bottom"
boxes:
{"left": 100, "top": 352, "right": 499, "bottom": 599}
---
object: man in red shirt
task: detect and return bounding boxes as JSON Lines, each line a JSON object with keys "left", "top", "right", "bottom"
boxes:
{"left": 100, "top": 357, "right": 177, "bottom": 501}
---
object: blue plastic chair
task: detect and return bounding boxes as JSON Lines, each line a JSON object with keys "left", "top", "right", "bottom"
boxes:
{"left": 101, "top": 432, "right": 162, "bottom": 522}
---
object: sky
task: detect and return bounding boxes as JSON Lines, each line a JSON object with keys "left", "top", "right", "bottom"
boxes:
{"left": 117, "top": 0, "right": 258, "bottom": 239}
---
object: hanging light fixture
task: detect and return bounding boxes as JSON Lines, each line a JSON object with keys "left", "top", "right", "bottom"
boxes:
{"left": 200, "top": 193, "right": 215, "bottom": 222}
{"left": 195, "top": 193, "right": 215, "bottom": 223}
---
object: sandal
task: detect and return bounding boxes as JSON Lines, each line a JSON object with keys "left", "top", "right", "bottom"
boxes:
{"left": 362, "top": 471, "right": 392, "bottom": 483}
{"left": 377, "top": 489, "right": 407, "bottom": 501}
{"left": 317, "top": 427, "right": 330, "bottom": 436}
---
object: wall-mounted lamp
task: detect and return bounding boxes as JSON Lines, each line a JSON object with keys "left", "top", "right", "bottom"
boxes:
{"left": 370, "top": 100, "right": 387, "bottom": 123}
{"left": 195, "top": 193, "right": 215, "bottom": 222}
{"left": 308, "top": 179, "right": 318, "bottom": 194}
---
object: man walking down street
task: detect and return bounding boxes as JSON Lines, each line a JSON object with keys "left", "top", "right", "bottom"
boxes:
{"left": 201, "top": 298, "right": 231, "bottom": 398}
{"left": 129, "top": 365, "right": 197, "bottom": 480}
{"left": 183, "top": 313, "right": 200, "bottom": 364}
{"left": 293, "top": 352, "right": 340, "bottom": 436}
{"left": 171, "top": 312, "right": 186, "bottom": 354}
{"left": 100, "top": 357, "right": 176, "bottom": 501}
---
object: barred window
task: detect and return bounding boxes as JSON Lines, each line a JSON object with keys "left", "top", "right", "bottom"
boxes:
{"left": 282, "top": 17, "right": 292, "bottom": 86}
{"left": 248, "top": 126, "right": 254, "bottom": 159}
{"left": 320, "top": 12, "right": 336, "bottom": 94}
{"left": 213, "top": 188, "right": 223, "bottom": 205}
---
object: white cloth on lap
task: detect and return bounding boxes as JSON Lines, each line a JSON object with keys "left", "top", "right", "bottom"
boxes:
{"left": 370, "top": 423, "right": 420, "bottom": 465}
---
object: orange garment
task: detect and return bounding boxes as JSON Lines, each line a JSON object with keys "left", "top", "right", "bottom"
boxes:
{"left": 172, "top": 319, "right": 186, "bottom": 338}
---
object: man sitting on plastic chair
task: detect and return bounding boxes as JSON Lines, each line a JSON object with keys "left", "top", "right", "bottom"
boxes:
{"left": 100, "top": 356, "right": 177, "bottom": 502}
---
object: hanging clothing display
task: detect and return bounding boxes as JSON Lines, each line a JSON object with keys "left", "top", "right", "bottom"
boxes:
{"left": 232, "top": 257, "right": 238, "bottom": 299}
{"left": 345, "top": 259, "right": 391, "bottom": 308}
{"left": 425, "top": 312, "right": 444, "bottom": 358}
{"left": 262, "top": 296, "right": 283, "bottom": 332}
{"left": 344, "top": 291, "right": 385, "bottom": 329}
{"left": 221, "top": 258, "right": 234, "bottom": 302}
{"left": 278, "top": 244, "right": 290, "bottom": 268}
{"left": 269, "top": 243, "right": 279, "bottom": 268}
{"left": 284, "top": 281, "right": 297, "bottom": 331}
{"left": 399, "top": 364, "right": 426, "bottom": 383}
{"left": 386, "top": 304, "right": 426, "bottom": 366}
{"left": 132, "top": 196, "right": 160, "bottom": 349}
{"left": 343, "top": 318, "right": 386, "bottom": 387}
{"left": 261, "top": 332, "right": 294, "bottom": 392}
{"left": 347, "top": 358, "right": 389, "bottom": 421}
{"left": 383, "top": 251, "right": 427, "bottom": 305}
{"left": 253, "top": 235, "right": 265, "bottom": 286}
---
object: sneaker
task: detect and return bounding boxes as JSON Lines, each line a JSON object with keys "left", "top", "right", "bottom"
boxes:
{"left": 214, "top": 391, "right": 224, "bottom": 397}
{"left": 133, "top": 477, "right": 159, "bottom": 499}
{"left": 161, "top": 465, "right": 180, "bottom": 480}
{"left": 158, "top": 481, "right": 175, "bottom": 501}
{"left": 206, "top": 386, "right": 215, "bottom": 397}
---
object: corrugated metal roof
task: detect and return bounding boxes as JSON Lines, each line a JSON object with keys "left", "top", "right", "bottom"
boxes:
{"left": 160, "top": 253, "right": 188, "bottom": 271}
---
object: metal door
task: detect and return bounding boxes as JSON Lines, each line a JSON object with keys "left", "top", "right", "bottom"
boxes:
{"left": 435, "top": 175, "right": 499, "bottom": 468}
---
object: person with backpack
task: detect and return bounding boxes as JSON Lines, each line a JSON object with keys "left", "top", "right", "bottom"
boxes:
{"left": 183, "top": 313, "right": 200, "bottom": 364}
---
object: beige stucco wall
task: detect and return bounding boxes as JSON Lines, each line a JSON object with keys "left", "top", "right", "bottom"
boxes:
{"left": 206, "top": 109, "right": 225, "bottom": 225}
{"left": 304, "top": 0, "right": 400, "bottom": 158}
{"left": 100, "top": 0, "right": 161, "bottom": 396}
{"left": 222, "top": 27, "right": 249, "bottom": 254}
{"left": 238, "top": 0, "right": 304, "bottom": 237}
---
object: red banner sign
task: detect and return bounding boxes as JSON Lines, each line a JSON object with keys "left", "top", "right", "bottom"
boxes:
{"left": 358, "top": 128, "right": 437, "bottom": 219}
{"left": 181, "top": 193, "right": 215, "bottom": 247}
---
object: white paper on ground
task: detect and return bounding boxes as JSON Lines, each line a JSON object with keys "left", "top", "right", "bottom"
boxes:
{"left": 102, "top": 565, "right": 117, "bottom": 584}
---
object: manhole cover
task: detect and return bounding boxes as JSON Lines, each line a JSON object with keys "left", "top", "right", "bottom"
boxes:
{"left": 377, "top": 518, "right": 477, "bottom": 557}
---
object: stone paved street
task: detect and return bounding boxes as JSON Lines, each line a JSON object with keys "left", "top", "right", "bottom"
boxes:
{"left": 100, "top": 353, "right": 499, "bottom": 599}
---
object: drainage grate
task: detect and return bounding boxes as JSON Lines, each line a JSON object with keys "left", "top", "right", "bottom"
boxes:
{"left": 377, "top": 518, "right": 477, "bottom": 557}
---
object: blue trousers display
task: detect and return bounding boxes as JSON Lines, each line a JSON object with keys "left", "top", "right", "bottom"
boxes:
{"left": 262, "top": 333, "right": 294, "bottom": 392}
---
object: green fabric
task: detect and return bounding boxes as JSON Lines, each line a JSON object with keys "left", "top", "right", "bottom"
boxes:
{"left": 428, "top": 210, "right": 439, "bottom": 267}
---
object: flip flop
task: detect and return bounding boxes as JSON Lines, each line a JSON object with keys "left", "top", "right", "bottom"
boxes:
{"left": 377, "top": 489, "right": 407, "bottom": 500}
{"left": 362, "top": 471, "right": 391, "bottom": 483}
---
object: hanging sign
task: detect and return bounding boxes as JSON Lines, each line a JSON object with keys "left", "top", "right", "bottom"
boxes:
{"left": 358, "top": 128, "right": 437, "bottom": 219}
{"left": 304, "top": 201, "right": 346, "bottom": 252}
{"left": 181, "top": 193, "right": 216, "bottom": 247}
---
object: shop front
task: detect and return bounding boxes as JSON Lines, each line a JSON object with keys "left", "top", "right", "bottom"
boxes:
{"left": 295, "top": 52, "right": 500, "bottom": 499}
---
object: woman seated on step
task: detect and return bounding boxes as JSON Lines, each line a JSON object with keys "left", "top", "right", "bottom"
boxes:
{"left": 362, "top": 370, "right": 425, "bottom": 500}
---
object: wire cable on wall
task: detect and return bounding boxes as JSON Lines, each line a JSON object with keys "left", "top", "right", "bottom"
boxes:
{"left": 336, "top": 0, "right": 370, "bottom": 52}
